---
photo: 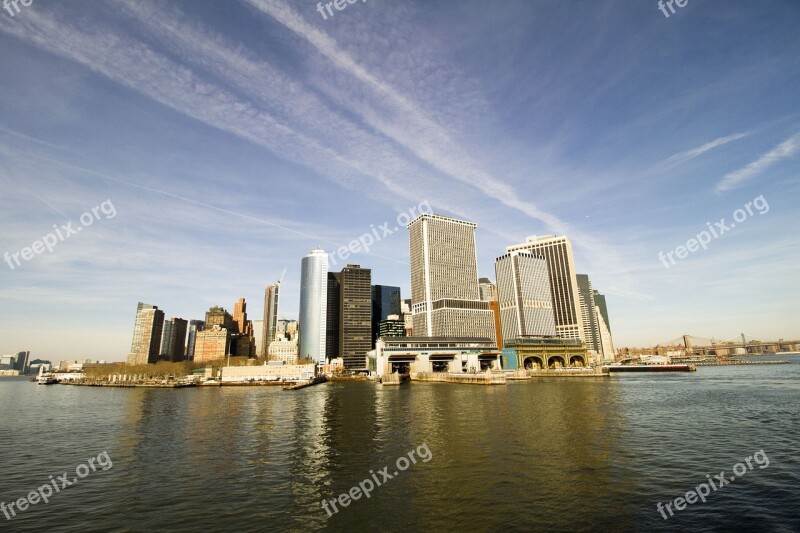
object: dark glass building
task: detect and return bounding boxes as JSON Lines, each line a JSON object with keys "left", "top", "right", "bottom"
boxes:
{"left": 371, "top": 285, "right": 401, "bottom": 347}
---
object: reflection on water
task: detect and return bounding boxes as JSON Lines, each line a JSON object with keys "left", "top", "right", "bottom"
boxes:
{"left": 1, "top": 358, "right": 798, "bottom": 532}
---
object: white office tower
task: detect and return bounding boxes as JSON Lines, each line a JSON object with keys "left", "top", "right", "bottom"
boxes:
{"left": 408, "top": 214, "right": 496, "bottom": 339}
{"left": 506, "top": 235, "right": 586, "bottom": 342}
{"left": 495, "top": 251, "right": 557, "bottom": 342}
{"left": 596, "top": 307, "right": 615, "bottom": 362}
{"left": 298, "top": 248, "right": 328, "bottom": 363}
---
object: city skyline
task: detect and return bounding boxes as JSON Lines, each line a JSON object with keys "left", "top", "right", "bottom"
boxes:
{"left": 1, "top": 1, "right": 799, "bottom": 361}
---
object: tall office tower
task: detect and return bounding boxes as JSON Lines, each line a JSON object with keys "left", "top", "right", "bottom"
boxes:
{"left": 506, "top": 236, "right": 585, "bottom": 342}
{"left": 159, "top": 317, "right": 188, "bottom": 362}
{"left": 298, "top": 248, "right": 328, "bottom": 363}
{"left": 262, "top": 283, "right": 280, "bottom": 357}
{"left": 14, "top": 351, "right": 30, "bottom": 373}
{"left": 186, "top": 320, "right": 205, "bottom": 361}
{"left": 337, "top": 264, "right": 372, "bottom": 370}
{"left": 596, "top": 306, "right": 615, "bottom": 361}
{"left": 593, "top": 290, "right": 611, "bottom": 334}
{"left": 576, "top": 274, "right": 600, "bottom": 353}
{"left": 495, "top": 251, "right": 557, "bottom": 344}
{"left": 408, "top": 214, "right": 495, "bottom": 339}
{"left": 371, "top": 285, "right": 401, "bottom": 346}
{"left": 205, "top": 306, "right": 234, "bottom": 331}
{"left": 232, "top": 297, "right": 255, "bottom": 357}
{"left": 251, "top": 320, "right": 264, "bottom": 357}
{"left": 233, "top": 298, "right": 251, "bottom": 336}
{"left": 478, "top": 278, "right": 497, "bottom": 301}
{"left": 325, "top": 272, "right": 341, "bottom": 360}
{"left": 127, "top": 302, "right": 165, "bottom": 365}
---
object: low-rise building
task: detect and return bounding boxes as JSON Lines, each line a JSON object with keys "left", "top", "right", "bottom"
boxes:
{"left": 501, "top": 337, "right": 588, "bottom": 370}
{"left": 219, "top": 363, "right": 315, "bottom": 382}
{"left": 370, "top": 336, "right": 501, "bottom": 378}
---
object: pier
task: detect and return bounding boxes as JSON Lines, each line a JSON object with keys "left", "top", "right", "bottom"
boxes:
{"left": 412, "top": 371, "right": 506, "bottom": 385}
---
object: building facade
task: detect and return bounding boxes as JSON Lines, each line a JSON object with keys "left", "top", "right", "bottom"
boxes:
{"left": 495, "top": 251, "right": 557, "bottom": 343}
{"left": 378, "top": 315, "right": 406, "bottom": 339}
{"left": 371, "top": 285, "right": 401, "bottom": 346}
{"left": 576, "top": 274, "right": 600, "bottom": 353}
{"left": 193, "top": 325, "right": 229, "bottom": 363}
{"left": 298, "top": 248, "right": 328, "bottom": 363}
{"left": 325, "top": 272, "right": 340, "bottom": 360}
{"left": 186, "top": 320, "right": 205, "bottom": 361}
{"left": 370, "top": 336, "right": 501, "bottom": 377}
{"left": 337, "top": 264, "right": 372, "bottom": 370}
{"left": 159, "top": 317, "right": 188, "bottom": 362}
{"left": 408, "top": 214, "right": 495, "bottom": 340}
{"left": 268, "top": 338, "right": 299, "bottom": 365}
{"left": 478, "top": 278, "right": 497, "bottom": 301}
{"left": 506, "top": 236, "right": 585, "bottom": 342}
{"left": 262, "top": 283, "right": 280, "bottom": 357}
{"left": 127, "top": 302, "right": 165, "bottom": 365}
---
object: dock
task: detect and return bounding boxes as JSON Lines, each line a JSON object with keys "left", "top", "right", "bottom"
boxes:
{"left": 380, "top": 373, "right": 409, "bottom": 386}
{"left": 411, "top": 371, "right": 506, "bottom": 385}
{"left": 605, "top": 364, "right": 696, "bottom": 373}
{"left": 528, "top": 367, "right": 609, "bottom": 378}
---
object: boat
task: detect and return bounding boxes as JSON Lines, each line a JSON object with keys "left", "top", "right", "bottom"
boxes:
{"left": 37, "top": 373, "right": 58, "bottom": 384}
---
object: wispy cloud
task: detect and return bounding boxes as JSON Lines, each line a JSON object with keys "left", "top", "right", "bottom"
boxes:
{"left": 661, "top": 131, "right": 750, "bottom": 168}
{"left": 715, "top": 132, "right": 800, "bottom": 193}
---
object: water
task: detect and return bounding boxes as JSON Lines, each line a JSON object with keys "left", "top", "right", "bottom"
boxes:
{"left": 1, "top": 357, "right": 798, "bottom": 532}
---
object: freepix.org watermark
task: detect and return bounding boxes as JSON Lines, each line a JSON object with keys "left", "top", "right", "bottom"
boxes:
{"left": 656, "top": 449, "right": 769, "bottom": 520}
{"left": 3, "top": 0, "right": 33, "bottom": 18}
{"left": 658, "top": 194, "right": 768, "bottom": 269}
{"left": 328, "top": 200, "right": 431, "bottom": 267}
{"left": 4, "top": 199, "right": 117, "bottom": 271}
{"left": 316, "top": 0, "right": 367, "bottom": 21}
{"left": 1, "top": 451, "right": 113, "bottom": 520}
{"left": 657, "top": 0, "right": 691, "bottom": 19}
{"left": 321, "top": 443, "right": 432, "bottom": 517}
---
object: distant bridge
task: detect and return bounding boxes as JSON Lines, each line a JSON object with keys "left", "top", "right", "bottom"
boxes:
{"left": 656, "top": 334, "right": 799, "bottom": 356}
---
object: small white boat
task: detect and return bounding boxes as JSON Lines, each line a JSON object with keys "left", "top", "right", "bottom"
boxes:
{"left": 37, "top": 373, "right": 58, "bottom": 385}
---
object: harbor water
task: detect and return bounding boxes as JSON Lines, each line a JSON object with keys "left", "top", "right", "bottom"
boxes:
{"left": 1, "top": 356, "right": 798, "bottom": 532}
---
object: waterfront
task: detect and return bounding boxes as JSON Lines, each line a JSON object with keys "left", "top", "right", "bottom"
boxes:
{"left": 1, "top": 356, "right": 798, "bottom": 532}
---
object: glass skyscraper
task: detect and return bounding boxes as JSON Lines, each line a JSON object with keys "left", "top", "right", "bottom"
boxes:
{"left": 371, "top": 285, "right": 401, "bottom": 346}
{"left": 298, "top": 248, "right": 328, "bottom": 363}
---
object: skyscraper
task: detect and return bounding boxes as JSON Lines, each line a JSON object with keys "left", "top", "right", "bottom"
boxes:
{"left": 408, "top": 213, "right": 495, "bottom": 339}
{"left": 495, "top": 251, "right": 556, "bottom": 343}
{"left": 159, "top": 317, "right": 188, "bottom": 362}
{"left": 325, "top": 272, "right": 340, "bottom": 360}
{"left": 14, "top": 351, "right": 30, "bottom": 373}
{"left": 371, "top": 285, "right": 401, "bottom": 346}
{"left": 232, "top": 297, "right": 255, "bottom": 357}
{"left": 593, "top": 290, "right": 611, "bottom": 334}
{"left": 593, "top": 289, "right": 615, "bottom": 361}
{"left": 262, "top": 283, "right": 280, "bottom": 357}
{"left": 127, "top": 302, "right": 165, "bottom": 365}
{"left": 186, "top": 320, "right": 205, "bottom": 361}
{"left": 337, "top": 264, "right": 372, "bottom": 370}
{"left": 298, "top": 248, "right": 328, "bottom": 363}
{"left": 233, "top": 297, "right": 251, "bottom": 336}
{"left": 576, "top": 274, "right": 600, "bottom": 353}
{"left": 506, "top": 236, "right": 585, "bottom": 342}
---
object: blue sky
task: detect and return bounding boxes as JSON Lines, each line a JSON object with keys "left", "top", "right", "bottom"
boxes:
{"left": 1, "top": 0, "right": 798, "bottom": 362}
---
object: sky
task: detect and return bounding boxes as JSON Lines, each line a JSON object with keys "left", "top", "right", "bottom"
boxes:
{"left": 0, "top": 0, "right": 798, "bottom": 362}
